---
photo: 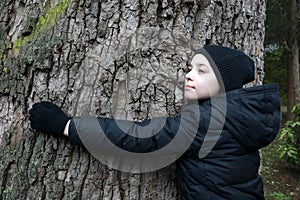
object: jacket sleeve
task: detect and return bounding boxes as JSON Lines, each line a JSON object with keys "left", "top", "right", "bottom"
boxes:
{"left": 68, "top": 116, "right": 180, "bottom": 152}
{"left": 68, "top": 119, "right": 83, "bottom": 145}
{"left": 68, "top": 104, "right": 200, "bottom": 154}
{"left": 67, "top": 104, "right": 202, "bottom": 173}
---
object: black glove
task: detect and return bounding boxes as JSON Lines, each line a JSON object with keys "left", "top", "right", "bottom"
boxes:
{"left": 29, "top": 101, "right": 71, "bottom": 136}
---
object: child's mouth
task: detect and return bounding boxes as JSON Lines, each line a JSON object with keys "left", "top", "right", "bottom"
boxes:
{"left": 185, "top": 85, "right": 195, "bottom": 89}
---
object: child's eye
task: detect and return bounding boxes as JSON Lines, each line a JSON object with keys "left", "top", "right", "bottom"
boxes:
{"left": 197, "top": 65, "right": 208, "bottom": 74}
{"left": 198, "top": 68, "right": 205, "bottom": 73}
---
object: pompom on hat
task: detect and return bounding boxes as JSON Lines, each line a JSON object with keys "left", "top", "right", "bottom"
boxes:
{"left": 197, "top": 45, "right": 255, "bottom": 91}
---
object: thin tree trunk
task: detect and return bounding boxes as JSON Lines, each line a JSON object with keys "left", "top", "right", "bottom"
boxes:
{"left": 286, "top": 0, "right": 300, "bottom": 120}
{"left": 0, "top": 0, "right": 266, "bottom": 199}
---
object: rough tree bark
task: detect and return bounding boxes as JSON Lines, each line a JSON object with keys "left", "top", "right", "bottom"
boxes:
{"left": 0, "top": 0, "right": 266, "bottom": 199}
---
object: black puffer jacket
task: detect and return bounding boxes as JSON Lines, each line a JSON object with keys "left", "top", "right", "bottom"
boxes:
{"left": 69, "top": 83, "right": 281, "bottom": 200}
{"left": 176, "top": 83, "right": 281, "bottom": 199}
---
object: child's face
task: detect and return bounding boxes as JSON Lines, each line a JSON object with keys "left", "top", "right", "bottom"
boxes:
{"left": 184, "top": 54, "right": 220, "bottom": 100}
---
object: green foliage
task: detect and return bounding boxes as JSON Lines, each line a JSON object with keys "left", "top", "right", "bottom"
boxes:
{"left": 269, "top": 192, "right": 291, "bottom": 200}
{"left": 278, "top": 103, "right": 300, "bottom": 164}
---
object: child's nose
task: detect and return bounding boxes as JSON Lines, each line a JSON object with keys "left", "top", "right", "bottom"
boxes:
{"left": 185, "top": 70, "right": 194, "bottom": 81}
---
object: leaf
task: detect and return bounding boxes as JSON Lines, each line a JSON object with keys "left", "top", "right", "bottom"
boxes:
{"left": 279, "top": 150, "right": 287, "bottom": 158}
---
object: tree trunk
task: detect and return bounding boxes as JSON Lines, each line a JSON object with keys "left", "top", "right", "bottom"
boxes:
{"left": 0, "top": 0, "right": 266, "bottom": 199}
{"left": 286, "top": 0, "right": 300, "bottom": 120}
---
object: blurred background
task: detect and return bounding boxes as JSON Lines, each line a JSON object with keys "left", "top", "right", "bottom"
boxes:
{"left": 261, "top": 0, "right": 299, "bottom": 199}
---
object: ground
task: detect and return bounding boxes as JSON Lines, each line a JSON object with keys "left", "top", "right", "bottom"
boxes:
{"left": 261, "top": 139, "right": 300, "bottom": 200}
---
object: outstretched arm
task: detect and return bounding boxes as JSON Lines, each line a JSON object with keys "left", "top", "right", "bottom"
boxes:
{"left": 29, "top": 101, "right": 201, "bottom": 172}
{"left": 29, "top": 101, "right": 200, "bottom": 152}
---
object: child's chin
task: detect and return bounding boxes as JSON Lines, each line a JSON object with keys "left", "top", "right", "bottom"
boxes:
{"left": 184, "top": 95, "right": 195, "bottom": 100}
{"left": 184, "top": 95, "right": 198, "bottom": 102}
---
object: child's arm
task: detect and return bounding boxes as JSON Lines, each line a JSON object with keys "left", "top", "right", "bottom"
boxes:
{"left": 68, "top": 115, "right": 182, "bottom": 150}
{"left": 29, "top": 101, "right": 201, "bottom": 172}
{"left": 29, "top": 101, "right": 200, "bottom": 153}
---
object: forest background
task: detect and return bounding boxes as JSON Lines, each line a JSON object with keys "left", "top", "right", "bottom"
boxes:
{"left": 262, "top": 0, "right": 299, "bottom": 199}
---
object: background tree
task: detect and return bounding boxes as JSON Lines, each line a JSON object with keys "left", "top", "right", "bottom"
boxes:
{"left": 0, "top": 0, "right": 267, "bottom": 199}
{"left": 265, "top": 0, "right": 300, "bottom": 165}
{"left": 265, "top": 0, "right": 300, "bottom": 121}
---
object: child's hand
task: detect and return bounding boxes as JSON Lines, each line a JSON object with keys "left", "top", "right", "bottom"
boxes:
{"left": 29, "top": 101, "right": 71, "bottom": 137}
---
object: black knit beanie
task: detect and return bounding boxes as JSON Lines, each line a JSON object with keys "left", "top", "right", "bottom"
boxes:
{"left": 196, "top": 45, "right": 255, "bottom": 91}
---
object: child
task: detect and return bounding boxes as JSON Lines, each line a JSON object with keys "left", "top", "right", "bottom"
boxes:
{"left": 29, "top": 45, "right": 281, "bottom": 199}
